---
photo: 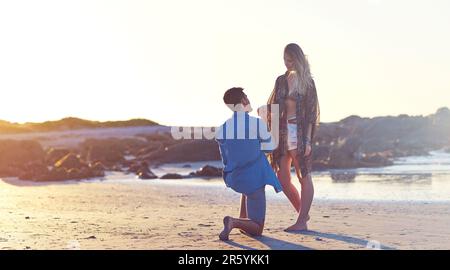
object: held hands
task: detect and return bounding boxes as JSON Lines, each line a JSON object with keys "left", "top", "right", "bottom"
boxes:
{"left": 257, "top": 105, "right": 269, "bottom": 123}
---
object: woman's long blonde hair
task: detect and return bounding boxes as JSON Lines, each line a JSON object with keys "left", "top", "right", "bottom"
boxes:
{"left": 284, "top": 43, "right": 313, "bottom": 95}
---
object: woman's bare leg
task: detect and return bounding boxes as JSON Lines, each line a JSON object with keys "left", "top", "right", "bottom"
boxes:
{"left": 285, "top": 173, "right": 314, "bottom": 231}
{"left": 219, "top": 216, "right": 263, "bottom": 241}
{"left": 289, "top": 150, "right": 303, "bottom": 213}
{"left": 290, "top": 150, "right": 303, "bottom": 181}
{"left": 289, "top": 152, "right": 310, "bottom": 220}
{"left": 278, "top": 153, "right": 301, "bottom": 212}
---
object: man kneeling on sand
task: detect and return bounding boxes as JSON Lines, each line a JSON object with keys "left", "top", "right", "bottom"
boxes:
{"left": 215, "top": 87, "right": 282, "bottom": 241}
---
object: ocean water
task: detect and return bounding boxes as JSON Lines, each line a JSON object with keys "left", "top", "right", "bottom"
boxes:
{"left": 307, "top": 150, "right": 450, "bottom": 202}
{"left": 147, "top": 150, "right": 450, "bottom": 202}
{"left": 6, "top": 151, "right": 447, "bottom": 203}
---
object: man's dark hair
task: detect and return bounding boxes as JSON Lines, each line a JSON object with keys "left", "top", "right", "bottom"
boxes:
{"left": 223, "top": 87, "right": 246, "bottom": 106}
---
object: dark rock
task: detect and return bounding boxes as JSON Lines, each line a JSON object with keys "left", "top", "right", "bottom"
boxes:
{"left": 0, "top": 140, "right": 45, "bottom": 177}
{"left": 4, "top": 107, "right": 450, "bottom": 177}
{"left": 331, "top": 172, "right": 357, "bottom": 182}
{"left": 31, "top": 163, "right": 104, "bottom": 182}
{"left": 80, "top": 138, "right": 128, "bottom": 168}
{"left": 90, "top": 162, "right": 106, "bottom": 177}
{"left": 43, "top": 167, "right": 69, "bottom": 181}
{"left": 150, "top": 139, "right": 221, "bottom": 164}
{"left": 160, "top": 173, "right": 184, "bottom": 179}
{"left": 110, "top": 165, "right": 123, "bottom": 171}
{"left": 139, "top": 133, "right": 175, "bottom": 143}
{"left": 360, "top": 153, "right": 393, "bottom": 167}
{"left": 182, "top": 164, "right": 192, "bottom": 168}
{"left": 192, "top": 165, "right": 222, "bottom": 178}
{"left": 19, "top": 162, "right": 49, "bottom": 181}
{"left": 327, "top": 137, "right": 362, "bottom": 168}
{"left": 310, "top": 108, "right": 450, "bottom": 170}
{"left": 54, "top": 153, "right": 87, "bottom": 170}
{"left": 311, "top": 160, "right": 329, "bottom": 171}
{"left": 129, "top": 161, "right": 151, "bottom": 175}
{"left": 46, "top": 148, "right": 71, "bottom": 165}
{"left": 135, "top": 141, "right": 165, "bottom": 157}
{"left": 138, "top": 170, "right": 157, "bottom": 180}
{"left": 120, "top": 159, "right": 133, "bottom": 168}
{"left": 67, "top": 168, "right": 82, "bottom": 180}
{"left": 128, "top": 164, "right": 140, "bottom": 173}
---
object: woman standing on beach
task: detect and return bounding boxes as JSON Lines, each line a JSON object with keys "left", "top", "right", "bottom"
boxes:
{"left": 266, "top": 43, "right": 320, "bottom": 231}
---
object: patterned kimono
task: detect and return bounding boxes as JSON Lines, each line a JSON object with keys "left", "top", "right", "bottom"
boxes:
{"left": 266, "top": 71, "right": 320, "bottom": 177}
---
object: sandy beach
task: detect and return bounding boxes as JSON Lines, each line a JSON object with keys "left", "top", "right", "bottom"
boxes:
{"left": 1, "top": 176, "right": 449, "bottom": 250}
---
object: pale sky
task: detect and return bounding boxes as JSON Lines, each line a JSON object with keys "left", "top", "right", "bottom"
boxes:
{"left": 0, "top": 0, "right": 449, "bottom": 126}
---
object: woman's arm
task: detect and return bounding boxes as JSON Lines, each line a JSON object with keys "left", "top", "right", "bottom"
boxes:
{"left": 304, "top": 80, "right": 319, "bottom": 156}
{"left": 306, "top": 123, "right": 313, "bottom": 143}
{"left": 303, "top": 123, "right": 313, "bottom": 157}
{"left": 306, "top": 80, "right": 320, "bottom": 131}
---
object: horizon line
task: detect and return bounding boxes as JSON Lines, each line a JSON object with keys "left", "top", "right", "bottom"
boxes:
{"left": 1, "top": 106, "right": 449, "bottom": 127}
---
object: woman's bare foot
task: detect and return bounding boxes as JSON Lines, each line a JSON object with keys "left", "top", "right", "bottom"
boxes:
{"left": 284, "top": 215, "right": 310, "bottom": 232}
{"left": 284, "top": 222, "right": 308, "bottom": 232}
{"left": 219, "top": 216, "right": 233, "bottom": 241}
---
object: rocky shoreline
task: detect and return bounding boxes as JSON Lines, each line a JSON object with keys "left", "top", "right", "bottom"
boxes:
{"left": 1, "top": 107, "right": 449, "bottom": 182}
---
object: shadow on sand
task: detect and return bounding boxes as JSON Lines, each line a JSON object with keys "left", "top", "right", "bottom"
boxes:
{"left": 287, "top": 230, "right": 396, "bottom": 250}
{"left": 224, "top": 234, "right": 313, "bottom": 250}
{"left": 224, "top": 229, "right": 396, "bottom": 250}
